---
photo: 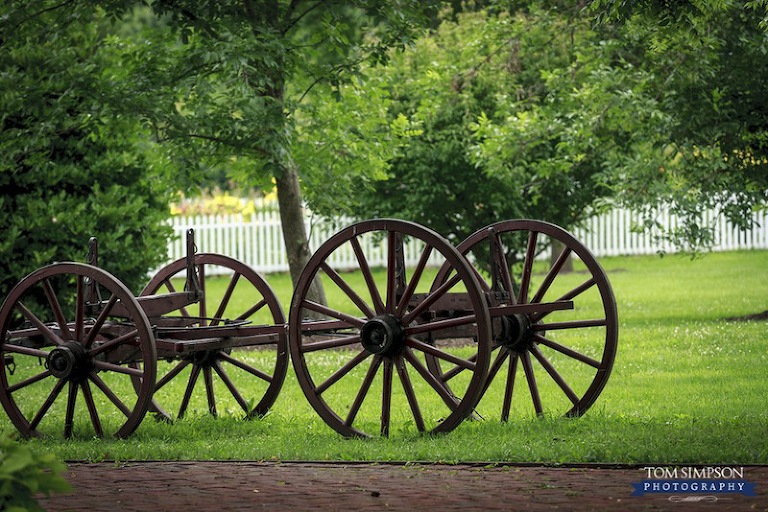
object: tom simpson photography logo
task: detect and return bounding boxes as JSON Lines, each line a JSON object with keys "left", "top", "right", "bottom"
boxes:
{"left": 632, "top": 466, "right": 757, "bottom": 501}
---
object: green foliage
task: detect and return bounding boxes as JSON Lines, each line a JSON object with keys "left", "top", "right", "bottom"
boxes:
{"left": 344, "top": 1, "right": 767, "bottom": 250}
{"left": 0, "top": 434, "right": 71, "bottom": 512}
{"left": 101, "top": 1, "right": 441, "bottom": 194}
{"left": 0, "top": 4, "right": 175, "bottom": 300}
{"left": 591, "top": 0, "right": 768, "bottom": 247}
{"left": 344, "top": 3, "right": 663, "bottom": 243}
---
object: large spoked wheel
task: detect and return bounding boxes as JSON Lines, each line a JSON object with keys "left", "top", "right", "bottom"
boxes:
{"left": 0, "top": 263, "right": 156, "bottom": 438}
{"left": 140, "top": 254, "right": 287, "bottom": 421}
{"left": 428, "top": 220, "right": 618, "bottom": 420}
{"left": 289, "top": 219, "right": 491, "bottom": 438}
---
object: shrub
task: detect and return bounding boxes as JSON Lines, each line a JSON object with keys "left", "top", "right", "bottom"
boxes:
{"left": 0, "top": 434, "right": 71, "bottom": 512}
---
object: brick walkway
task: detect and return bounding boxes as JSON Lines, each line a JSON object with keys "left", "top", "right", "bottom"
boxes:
{"left": 38, "top": 462, "right": 768, "bottom": 511}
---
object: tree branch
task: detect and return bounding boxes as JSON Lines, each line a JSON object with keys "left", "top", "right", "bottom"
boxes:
{"left": 2, "top": 0, "right": 77, "bottom": 39}
{"left": 283, "top": 0, "right": 330, "bottom": 35}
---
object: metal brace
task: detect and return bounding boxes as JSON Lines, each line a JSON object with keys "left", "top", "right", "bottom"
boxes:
{"left": 184, "top": 229, "right": 203, "bottom": 301}
{"left": 3, "top": 354, "right": 15, "bottom": 376}
{"left": 85, "top": 236, "right": 103, "bottom": 314}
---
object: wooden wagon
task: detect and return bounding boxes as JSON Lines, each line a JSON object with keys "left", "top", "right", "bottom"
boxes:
{"left": 0, "top": 219, "right": 617, "bottom": 438}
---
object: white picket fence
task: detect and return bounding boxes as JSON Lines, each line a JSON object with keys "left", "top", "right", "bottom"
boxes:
{"left": 163, "top": 207, "right": 768, "bottom": 275}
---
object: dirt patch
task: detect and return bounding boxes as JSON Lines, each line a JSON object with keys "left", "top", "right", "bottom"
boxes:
{"left": 725, "top": 310, "right": 768, "bottom": 322}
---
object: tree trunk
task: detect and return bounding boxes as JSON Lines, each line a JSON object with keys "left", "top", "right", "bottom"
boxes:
{"left": 275, "top": 158, "right": 327, "bottom": 308}
{"left": 550, "top": 239, "right": 574, "bottom": 273}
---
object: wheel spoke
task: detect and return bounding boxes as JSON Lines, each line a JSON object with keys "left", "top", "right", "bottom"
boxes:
{"left": 90, "top": 372, "right": 133, "bottom": 418}
{"left": 315, "top": 350, "right": 371, "bottom": 395}
{"left": 81, "top": 379, "right": 103, "bottom": 437}
{"left": 88, "top": 330, "right": 139, "bottom": 357}
{"left": 198, "top": 265, "right": 207, "bottom": 325}
{"left": 533, "top": 318, "right": 606, "bottom": 331}
{"left": 402, "top": 274, "right": 462, "bottom": 325}
{"left": 501, "top": 354, "right": 519, "bottom": 422}
{"left": 479, "top": 347, "right": 510, "bottom": 398}
{"left": 2, "top": 343, "right": 49, "bottom": 358}
{"left": 8, "top": 369, "right": 53, "bottom": 393}
{"left": 178, "top": 365, "right": 202, "bottom": 419}
{"left": 380, "top": 358, "right": 393, "bottom": 437}
{"left": 42, "top": 279, "right": 72, "bottom": 341}
{"left": 320, "top": 262, "right": 375, "bottom": 318}
{"left": 15, "top": 302, "right": 65, "bottom": 347}
{"left": 530, "top": 344, "right": 579, "bottom": 405}
{"left": 301, "top": 333, "right": 361, "bottom": 353}
{"left": 517, "top": 231, "right": 538, "bottom": 304}
{"left": 403, "top": 348, "right": 460, "bottom": 411}
{"left": 300, "top": 300, "right": 365, "bottom": 328}
{"left": 531, "top": 246, "right": 573, "bottom": 304}
{"left": 406, "top": 313, "right": 478, "bottom": 337}
{"left": 531, "top": 277, "right": 596, "bottom": 323}
{"left": 520, "top": 351, "right": 543, "bottom": 416}
{"left": 75, "top": 275, "right": 85, "bottom": 341}
{"left": 213, "top": 360, "right": 250, "bottom": 414}
{"left": 219, "top": 352, "right": 273, "bottom": 383}
{"left": 351, "top": 236, "right": 385, "bottom": 314}
{"left": 238, "top": 298, "right": 268, "bottom": 321}
{"left": 440, "top": 352, "right": 479, "bottom": 383}
{"left": 396, "top": 244, "right": 433, "bottom": 316}
{"left": 92, "top": 360, "right": 145, "bottom": 377}
{"left": 64, "top": 381, "right": 77, "bottom": 438}
{"left": 161, "top": 278, "right": 192, "bottom": 317}
{"left": 30, "top": 378, "right": 67, "bottom": 430}
{"left": 386, "top": 230, "right": 407, "bottom": 313}
{"left": 155, "top": 360, "right": 191, "bottom": 391}
{"left": 395, "top": 356, "right": 425, "bottom": 432}
{"left": 83, "top": 295, "right": 119, "bottom": 348}
{"left": 489, "top": 231, "right": 517, "bottom": 301}
{"left": 407, "top": 338, "right": 476, "bottom": 371}
{"left": 203, "top": 366, "right": 216, "bottom": 416}
{"left": 345, "top": 355, "right": 382, "bottom": 427}
{"left": 534, "top": 334, "right": 601, "bottom": 369}
{"left": 210, "top": 273, "right": 240, "bottom": 326}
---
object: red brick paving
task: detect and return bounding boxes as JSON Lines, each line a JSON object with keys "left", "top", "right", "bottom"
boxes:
{"left": 38, "top": 462, "right": 768, "bottom": 511}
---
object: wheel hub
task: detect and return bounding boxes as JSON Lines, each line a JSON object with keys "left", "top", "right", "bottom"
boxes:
{"left": 47, "top": 341, "right": 90, "bottom": 381}
{"left": 360, "top": 315, "right": 406, "bottom": 356}
{"left": 496, "top": 314, "right": 533, "bottom": 352}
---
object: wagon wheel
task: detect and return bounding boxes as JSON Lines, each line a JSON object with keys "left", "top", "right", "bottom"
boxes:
{"left": 428, "top": 219, "right": 618, "bottom": 420}
{"left": 140, "top": 254, "right": 287, "bottom": 421}
{"left": 0, "top": 263, "right": 156, "bottom": 438}
{"left": 288, "top": 219, "right": 491, "bottom": 438}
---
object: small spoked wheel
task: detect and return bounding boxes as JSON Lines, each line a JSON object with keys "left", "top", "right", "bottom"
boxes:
{"left": 428, "top": 220, "right": 618, "bottom": 420}
{"left": 0, "top": 263, "right": 156, "bottom": 438}
{"left": 289, "top": 219, "right": 491, "bottom": 438}
{"left": 140, "top": 254, "right": 288, "bottom": 421}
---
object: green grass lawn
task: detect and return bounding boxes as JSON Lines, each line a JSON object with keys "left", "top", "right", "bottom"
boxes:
{"left": 2, "top": 250, "right": 767, "bottom": 464}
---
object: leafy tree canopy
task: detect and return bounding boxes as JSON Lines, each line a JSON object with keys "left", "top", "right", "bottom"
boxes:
{"left": 0, "top": 4, "right": 176, "bottom": 298}
{"left": 591, "top": 0, "right": 768, "bottom": 247}
{"left": 344, "top": 2, "right": 666, "bottom": 246}
{"left": 345, "top": 0, "right": 768, "bottom": 250}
